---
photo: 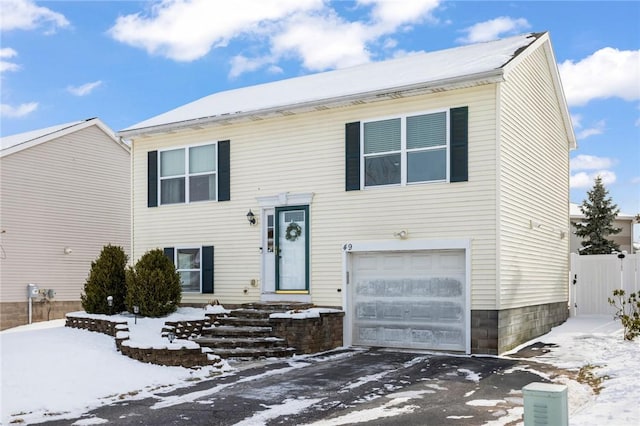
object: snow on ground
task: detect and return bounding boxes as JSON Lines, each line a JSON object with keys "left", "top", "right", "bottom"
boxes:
{"left": 1, "top": 313, "right": 639, "bottom": 425}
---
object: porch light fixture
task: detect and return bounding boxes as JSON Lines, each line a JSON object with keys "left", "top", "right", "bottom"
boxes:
{"left": 246, "top": 209, "right": 256, "bottom": 225}
{"left": 64, "top": 247, "right": 72, "bottom": 254}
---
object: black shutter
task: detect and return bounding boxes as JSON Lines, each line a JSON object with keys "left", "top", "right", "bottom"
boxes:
{"left": 163, "top": 247, "right": 174, "bottom": 264}
{"left": 217, "top": 141, "right": 230, "bottom": 201}
{"left": 345, "top": 122, "right": 361, "bottom": 191}
{"left": 148, "top": 151, "right": 158, "bottom": 207}
{"left": 450, "top": 106, "right": 468, "bottom": 183}
{"left": 202, "top": 246, "right": 214, "bottom": 294}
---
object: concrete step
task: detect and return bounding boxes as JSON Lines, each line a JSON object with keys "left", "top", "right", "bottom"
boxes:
{"left": 194, "top": 336, "right": 287, "bottom": 349}
{"left": 207, "top": 346, "right": 297, "bottom": 359}
{"left": 201, "top": 325, "right": 273, "bottom": 338}
{"left": 218, "top": 316, "right": 271, "bottom": 327}
{"left": 240, "top": 302, "right": 314, "bottom": 312}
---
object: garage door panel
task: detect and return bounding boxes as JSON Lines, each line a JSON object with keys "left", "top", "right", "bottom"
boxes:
{"left": 352, "top": 250, "right": 467, "bottom": 352}
{"left": 355, "top": 301, "right": 464, "bottom": 322}
{"left": 355, "top": 325, "right": 464, "bottom": 350}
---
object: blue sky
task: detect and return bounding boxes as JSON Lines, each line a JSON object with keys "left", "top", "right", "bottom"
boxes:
{"left": 1, "top": 0, "right": 638, "bottom": 218}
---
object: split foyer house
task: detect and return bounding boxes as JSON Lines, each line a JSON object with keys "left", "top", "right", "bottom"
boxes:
{"left": 119, "top": 32, "right": 575, "bottom": 355}
{"left": 0, "top": 118, "right": 131, "bottom": 330}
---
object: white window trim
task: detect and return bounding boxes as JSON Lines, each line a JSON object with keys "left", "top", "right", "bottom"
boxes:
{"left": 174, "top": 245, "right": 203, "bottom": 293}
{"left": 158, "top": 141, "right": 218, "bottom": 205}
{"left": 360, "top": 108, "right": 450, "bottom": 189}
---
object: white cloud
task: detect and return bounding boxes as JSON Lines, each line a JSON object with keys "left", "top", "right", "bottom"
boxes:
{"left": 0, "top": 47, "right": 19, "bottom": 73}
{"left": 559, "top": 47, "right": 640, "bottom": 107}
{"left": 576, "top": 120, "right": 605, "bottom": 140}
{"left": 109, "top": 0, "right": 323, "bottom": 62}
{"left": 0, "top": 102, "right": 38, "bottom": 118}
{"left": 570, "top": 154, "right": 614, "bottom": 171}
{"left": 457, "top": 17, "right": 530, "bottom": 44}
{"left": 570, "top": 170, "right": 616, "bottom": 189}
{"left": 0, "top": 0, "right": 69, "bottom": 33}
{"left": 359, "top": 0, "right": 440, "bottom": 31}
{"left": 108, "top": 0, "right": 441, "bottom": 76}
{"left": 271, "top": 12, "right": 372, "bottom": 71}
{"left": 67, "top": 81, "right": 103, "bottom": 97}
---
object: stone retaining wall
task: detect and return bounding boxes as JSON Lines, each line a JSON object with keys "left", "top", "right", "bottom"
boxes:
{"left": 66, "top": 314, "right": 218, "bottom": 368}
{"left": 118, "top": 343, "right": 214, "bottom": 368}
{"left": 270, "top": 311, "right": 345, "bottom": 354}
{"left": 66, "top": 315, "right": 128, "bottom": 337}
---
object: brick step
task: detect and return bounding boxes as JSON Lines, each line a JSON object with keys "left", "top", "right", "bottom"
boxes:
{"left": 218, "top": 316, "right": 271, "bottom": 327}
{"left": 193, "top": 336, "right": 287, "bottom": 349}
{"left": 207, "top": 346, "right": 297, "bottom": 359}
{"left": 201, "top": 325, "right": 273, "bottom": 338}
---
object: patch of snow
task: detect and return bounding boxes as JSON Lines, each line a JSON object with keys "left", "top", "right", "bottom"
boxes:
{"left": 233, "top": 397, "right": 323, "bottom": 426}
{"left": 269, "top": 307, "right": 343, "bottom": 319}
{"left": 467, "top": 399, "right": 505, "bottom": 407}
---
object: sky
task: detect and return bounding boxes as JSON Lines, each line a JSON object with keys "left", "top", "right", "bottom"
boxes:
{"left": 0, "top": 0, "right": 638, "bottom": 217}
{"left": 1, "top": 309, "right": 638, "bottom": 425}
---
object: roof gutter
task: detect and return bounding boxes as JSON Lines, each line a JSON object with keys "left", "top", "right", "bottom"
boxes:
{"left": 118, "top": 69, "right": 505, "bottom": 139}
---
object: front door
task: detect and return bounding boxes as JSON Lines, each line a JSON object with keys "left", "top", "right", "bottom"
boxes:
{"left": 275, "top": 205, "right": 309, "bottom": 292}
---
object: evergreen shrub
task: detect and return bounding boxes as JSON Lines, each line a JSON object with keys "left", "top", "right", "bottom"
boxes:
{"left": 81, "top": 244, "right": 128, "bottom": 314}
{"left": 126, "top": 249, "right": 182, "bottom": 317}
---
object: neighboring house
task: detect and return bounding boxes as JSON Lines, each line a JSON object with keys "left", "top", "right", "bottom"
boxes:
{"left": 119, "top": 32, "right": 575, "bottom": 355}
{"left": 0, "top": 118, "right": 131, "bottom": 330}
{"left": 570, "top": 202, "right": 637, "bottom": 254}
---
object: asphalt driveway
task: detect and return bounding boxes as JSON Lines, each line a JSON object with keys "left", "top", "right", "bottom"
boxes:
{"left": 41, "top": 346, "right": 567, "bottom": 425}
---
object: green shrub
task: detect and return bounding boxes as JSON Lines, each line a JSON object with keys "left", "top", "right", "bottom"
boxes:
{"left": 608, "top": 289, "right": 640, "bottom": 341}
{"left": 81, "top": 245, "right": 128, "bottom": 314}
{"left": 125, "top": 249, "right": 182, "bottom": 317}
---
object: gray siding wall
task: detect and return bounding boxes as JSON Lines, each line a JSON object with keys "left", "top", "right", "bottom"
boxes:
{"left": 0, "top": 126, "right": 131, "bottom": 305}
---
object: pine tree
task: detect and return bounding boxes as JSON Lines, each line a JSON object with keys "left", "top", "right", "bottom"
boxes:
{"left": 125, "top": 249, "right": 182, "bottom": 317}
{"left": 81, "top": 245, "right": 128, "bottom": 314}
{"left": 573, "top": 176, "right": 621, "bottom": 255}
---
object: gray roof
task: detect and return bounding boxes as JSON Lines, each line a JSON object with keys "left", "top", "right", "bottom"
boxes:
{"left": 120, "top": 33, "right": 544, "bottom": 136}
{"left": 0, "top": 118, "right": 126, "bottom": 158}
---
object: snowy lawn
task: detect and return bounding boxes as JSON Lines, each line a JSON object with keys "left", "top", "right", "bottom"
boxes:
{"left": 1, "top": 313, "right": 639, "bottom": 425}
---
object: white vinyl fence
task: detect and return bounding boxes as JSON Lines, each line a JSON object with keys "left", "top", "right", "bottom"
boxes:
{"left": 569, "top": 253, "right": 639, "bottom": 317}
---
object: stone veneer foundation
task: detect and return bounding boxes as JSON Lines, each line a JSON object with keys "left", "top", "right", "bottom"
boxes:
{"left": 471, "top": 301, "right": 569, "bottom": 355}
{"left": 0, "top": 301, "right": 82, "bottom": 331}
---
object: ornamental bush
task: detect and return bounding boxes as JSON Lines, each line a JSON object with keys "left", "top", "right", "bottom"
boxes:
{"left": 125, "top": 249, "right": 182, "bottom": 317}
{"left": 81, "top": 244, "right": 128, "bottom": 314}
{"left": 608, "top": 289, "right": 640, "bottom": 341}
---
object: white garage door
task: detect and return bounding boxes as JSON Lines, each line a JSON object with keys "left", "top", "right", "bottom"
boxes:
{"left": 350, "top": 250, "right": 467, "bottom": 352}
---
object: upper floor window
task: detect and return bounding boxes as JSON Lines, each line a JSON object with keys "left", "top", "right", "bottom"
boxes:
{"left": 363, "top": 110, "right": 448, "bottom": 187}
{"left": 160, "top": 143, "right": 217, "bottom": 204}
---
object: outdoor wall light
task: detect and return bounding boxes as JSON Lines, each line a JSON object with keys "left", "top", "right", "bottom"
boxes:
{"left": 64, "top": 247, "right": 72, "bottom": 254}
{"left": 246, "top": 209, "right": 256, "bottom": 225}
{"left": 393, "top": 230, "right": 408, "bottom": 239}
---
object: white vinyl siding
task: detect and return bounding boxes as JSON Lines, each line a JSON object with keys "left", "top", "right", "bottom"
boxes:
{"left": 497, "top": 44, "right": 571, "bottom": 309}
{"left": 0, "top": 125, "right": 131, "bottom": 303}
{"left": 130, "top": 84, "right": 498, "bottom": 308}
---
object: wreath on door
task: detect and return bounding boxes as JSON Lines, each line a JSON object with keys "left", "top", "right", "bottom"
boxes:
{"left": 285, "top": 222, "right": 302, "bottom": 241}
